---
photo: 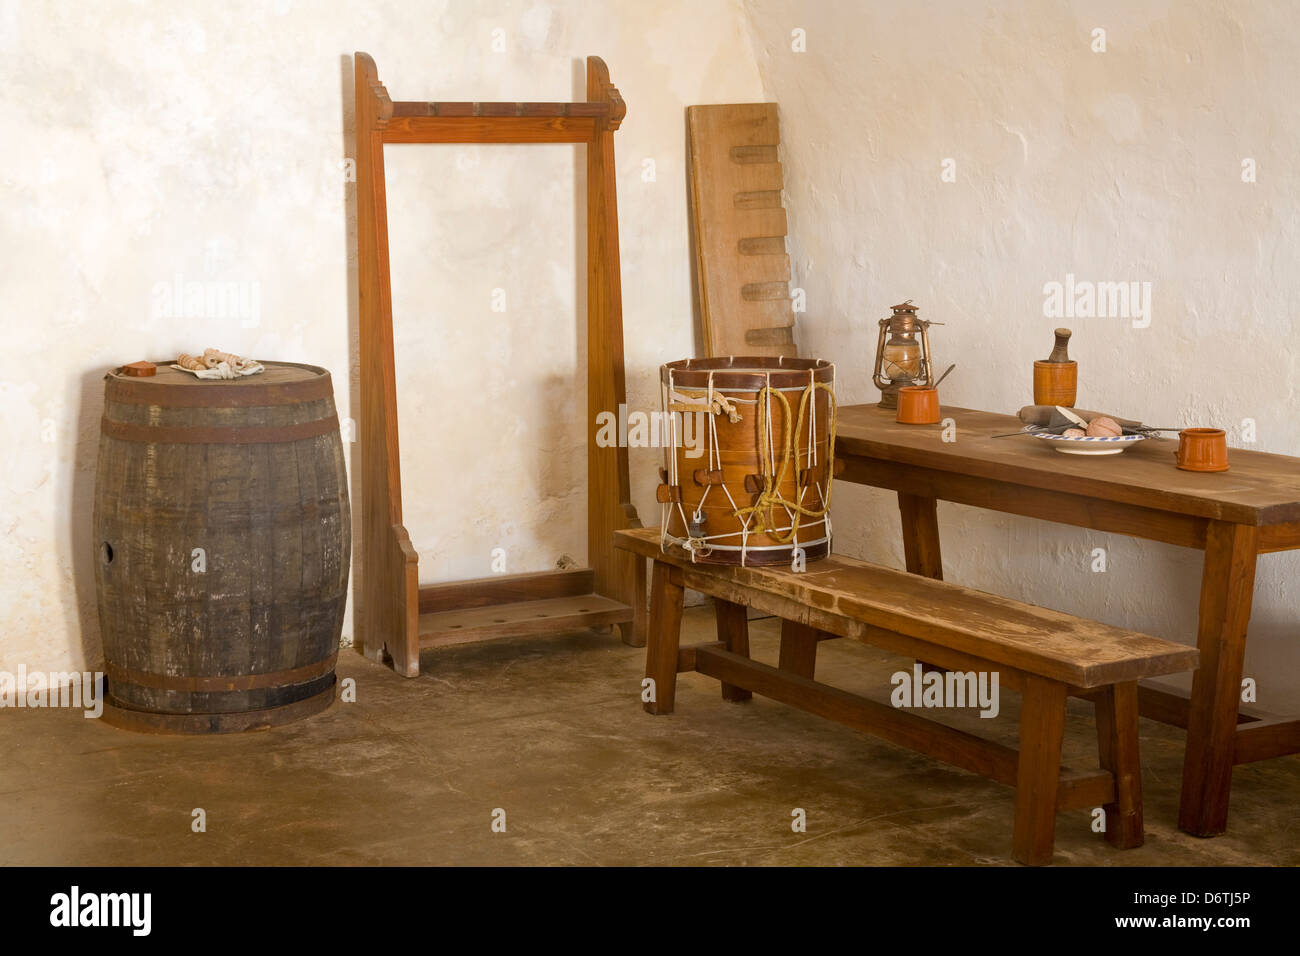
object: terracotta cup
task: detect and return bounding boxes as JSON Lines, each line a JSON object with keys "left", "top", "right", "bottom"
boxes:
{"left": 896, "top": 386, "right": 941, "bottom": 425}
{"left": 1032, "top": 360, "right": 1077, "bottom": 407}
{"left": 1175, "top": 428, "right": 1229, "bottom": 472}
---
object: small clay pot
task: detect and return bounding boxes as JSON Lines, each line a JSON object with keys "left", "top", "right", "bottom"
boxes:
{"left": 1175, "top": 428, "right": 1229, "bottom": 473}
{"left": 1032, "top": 360, "right": 1077, "bottom": 407}
{"left": 896, "top": 386, "right": 940, "bottom": 425}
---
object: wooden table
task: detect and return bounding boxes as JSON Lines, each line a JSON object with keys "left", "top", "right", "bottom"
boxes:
{"left": 834, "top": 403, "right": 1300, "bottom": 837}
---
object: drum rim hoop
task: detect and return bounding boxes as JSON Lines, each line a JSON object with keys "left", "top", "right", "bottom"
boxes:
{"left": 660, "top": 356, "right": 833, "bottom": 389}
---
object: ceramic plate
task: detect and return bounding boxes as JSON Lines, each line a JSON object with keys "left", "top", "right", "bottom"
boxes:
{"left": 1025, "top": 425, "right": 1146, "bottom": 456}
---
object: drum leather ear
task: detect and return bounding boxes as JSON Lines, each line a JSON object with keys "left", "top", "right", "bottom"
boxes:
{"left": 656, "top": 483, "right": 682, "bottom": 503}
{"left": 801, "top": 465, "right": 826, "bottom": 487}
{"left": 743, "top": 474, "right": 764, "bottom": 494}
{"left": 693, "top": 468, "right": 724, "bottom": 486}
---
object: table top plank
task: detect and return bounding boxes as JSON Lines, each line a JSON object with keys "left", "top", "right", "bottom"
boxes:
{"left": 835, "top": 404, "right": 1300, "bottom": 526}
{"left": 616, "top": 528, "right": 1200, "bottom": 688}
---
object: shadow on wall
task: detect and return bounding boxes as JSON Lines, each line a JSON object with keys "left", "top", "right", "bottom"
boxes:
{"left": 70, "top": 364, "right": 112, "bottom": 671}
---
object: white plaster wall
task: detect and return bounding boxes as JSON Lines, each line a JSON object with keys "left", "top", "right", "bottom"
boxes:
{"left": 10, "top": 0, "right": 1296, "bottom": 706}
{"left": 742, "top": 0, "right": 1300, "bottom": 699}
{"left": 0, "top": 0, "right": 764, "bottom": 674}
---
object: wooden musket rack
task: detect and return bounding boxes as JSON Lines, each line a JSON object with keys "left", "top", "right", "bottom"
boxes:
{"left": 353, "top": 52, "right": 643, "bottom": 676}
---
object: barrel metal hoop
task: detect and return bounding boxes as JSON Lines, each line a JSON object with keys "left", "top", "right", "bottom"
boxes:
{"left": 105, "top": 369, "right": 334, "bottom": 407}
{"left": 101, "top": 413, "right": 339, "bottom": 444}
{"left": 100, "top": 681, "right": 336, "bottom": 734}
{"left": 105, "top": 652, "right": 339, "bottom": 692}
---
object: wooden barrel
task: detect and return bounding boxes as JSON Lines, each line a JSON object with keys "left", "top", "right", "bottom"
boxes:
{"left": 658, "top": 357, "right": 836, "bottom": 566}
{"left": 93, "top": 361, "right": 350, "bottom": 733}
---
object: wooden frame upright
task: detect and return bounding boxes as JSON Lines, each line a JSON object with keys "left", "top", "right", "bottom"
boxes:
{"left": 353, "top": 52, "right": 643, "bottom": 676}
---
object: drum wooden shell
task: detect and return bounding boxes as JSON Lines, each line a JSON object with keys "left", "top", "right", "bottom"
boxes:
{"left": 659, "top": 357, "right": 834, "bottom": 566}
{"left": 93, "top": 361, "right": 350, "bottom": 733}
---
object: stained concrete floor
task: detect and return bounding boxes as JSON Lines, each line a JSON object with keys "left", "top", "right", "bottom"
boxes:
{"left": 2, "top": 605, "right": 1296, "bottom": 866}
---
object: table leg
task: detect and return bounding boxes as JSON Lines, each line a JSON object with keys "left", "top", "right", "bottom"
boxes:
{"left": 898, "top": 493, "right": 944, "bottom": 579}
{"left": 899, "top": 492, "right": 944, "bottom": 674}
{"left": 1178, "top": 520, "right": 1259, "bottom": 837}
{"left": 643, "top": 559, "right": 685, "bottom": 716}
{"left": 714, "top": 599, "right": 752, "bottom": 702}
{"left": 778, "top": 620, "right": 819, "bottom": 679}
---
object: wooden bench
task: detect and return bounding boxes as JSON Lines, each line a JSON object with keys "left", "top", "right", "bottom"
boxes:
{"left": 614, "top": 528, "right": 1200, "bottom": 865}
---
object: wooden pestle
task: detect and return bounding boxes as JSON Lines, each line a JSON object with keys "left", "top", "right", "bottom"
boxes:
{"left": 1046, "top": 328, "right": 1073, "bottom": 363}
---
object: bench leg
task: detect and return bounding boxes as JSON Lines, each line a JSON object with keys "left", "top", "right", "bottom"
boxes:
{"left": 643, "top": 559, "right": 685, "bottom": 715}
{"left": 620, "top": 554, "right": 648, "bottom": 647}
{"left": 1096, "top": 681, "right": 1144, "bottom": 849}
{"left": 1013, "top": 676, "right": 1068, "bottom": 866}
{"left": 714, "top": 599, "right": 752, "bottom": 702}
{"left": 778, "top": 620, "right": 819, "bottom": 679}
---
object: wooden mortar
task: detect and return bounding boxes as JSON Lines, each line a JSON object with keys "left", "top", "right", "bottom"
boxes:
{"left": 1033, "top": 328, "right": 1077, "bottom": 406}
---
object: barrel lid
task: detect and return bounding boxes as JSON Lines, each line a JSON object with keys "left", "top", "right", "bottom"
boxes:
{"left": 105, "top": 361, "right": 334, "bottom": 407}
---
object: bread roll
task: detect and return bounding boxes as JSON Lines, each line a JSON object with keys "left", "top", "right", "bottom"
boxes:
{"left": 1086, "top": 416, "right": 1122, "bottom": 438}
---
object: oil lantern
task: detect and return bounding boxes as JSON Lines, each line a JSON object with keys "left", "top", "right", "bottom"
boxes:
{"left": 872, "top": 300, "right": 937, "bottom": 409}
